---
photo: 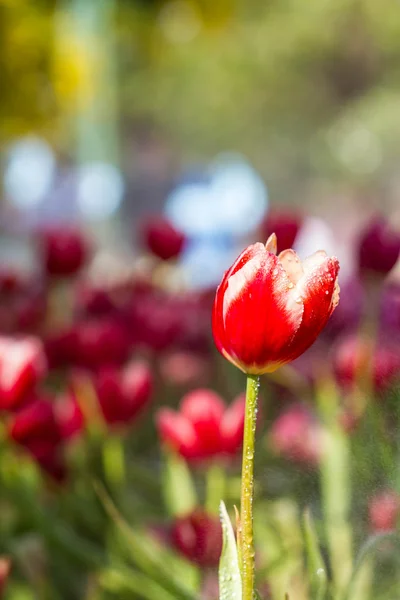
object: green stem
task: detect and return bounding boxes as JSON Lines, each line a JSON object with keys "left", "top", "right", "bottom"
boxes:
{"left": 240, "top": 374, "right": 260, "bottom": 600}
{"left": 102, "top": 434, "right": 126, "bottom": 491}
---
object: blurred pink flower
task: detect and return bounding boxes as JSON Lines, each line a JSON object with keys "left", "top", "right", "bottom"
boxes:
{"left": 0, "top": 557, "right": 11, "bottom": 598}
{"left": 269, "top": 404, "right": 321, "bottom": 466}
{"left": 333, "top": 334, "right": 400, "bottom": 392}
{"left": 159, "top": 350, "right": 210, "bottom": 387}
{"left": 156, "top": 389, "right": 245, "bottom": 463}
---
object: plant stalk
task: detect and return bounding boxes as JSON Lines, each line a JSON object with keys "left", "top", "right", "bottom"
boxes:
{"left": 240, "top": 374, "right": 259, "bottom": 600}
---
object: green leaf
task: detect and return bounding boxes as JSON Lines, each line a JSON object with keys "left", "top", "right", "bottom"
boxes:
{"left": 163, "top": 450, "right": 197, "bottom": 517}
{"left": 219, "top": 501, "right": 242, "bottom": 600}
{"left": 94, "top": 481, "right": 197, "bottom": 600}
{"left": 303, "top": 509, "right": 327, "bottom": 600}
{"left": 344, "top": 532, "right": 400, "bottom": 600}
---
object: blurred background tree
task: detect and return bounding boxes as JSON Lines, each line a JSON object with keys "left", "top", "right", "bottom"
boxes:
{"left": 2, "top": 0, "right": 400, "bottom": 204}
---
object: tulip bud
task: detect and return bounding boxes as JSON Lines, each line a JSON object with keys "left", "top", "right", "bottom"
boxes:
{"left": 269, "top": 404, "right": 321, "bottom": 466}
{"left": 358, "top": 217, "right": 400, "bottom": 275}
{"left": 140, "top": 215, "right": 185, "bottom": 261}
{"left": 212, "top": 236, "right": 340, "bottom": 375}
{"left": 40, "top": 226, "right": 89, "bottom": 277}
{"left": 170, "top": 509, "right": 222, "bottom": 567}
{"left": 156, "top": 389, "right": 245, "bottom": 462}
{"left": 0, "top": 336, "right": 47, "bottom": 410}
{"left": 369, "top": 490, "right": 400, "bottom": 533}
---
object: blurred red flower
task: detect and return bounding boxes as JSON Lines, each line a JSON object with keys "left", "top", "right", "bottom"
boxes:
{"left": 212, "top": 235, "right": 340, "bottom": 374}
{"left": 95, "top": 360, "right": 153, "bottom": 425}
{"left": 40, "top": 226, "right": 89, "bottom": 277}
{"left": 8, "top": 397, "right": 66, "bottom": 481}
{"left": 260, "top": 209, "right": 302, "bottom": 254}
{"left": 358, "top": 217, "right": 400, "bottom": 275}
{"left": 74, "top": 317, "right": 131, "bottom": 370}
{"left": 156, "top": 389, "right": 245, "bottom": 462}
{"left": 170, "top": 509, "right": 222, "bottom": 567}
{"left": 140, "top": 215, "right": 185, "bottom": 261}
{"left": 0, "top": 336, "right": 47, "bottom": 410}
{"left": 333, "top": 334, "right": 400, "bottom": 392}
{"left": 369, "top": 490, "right": 400, "bottom": 533}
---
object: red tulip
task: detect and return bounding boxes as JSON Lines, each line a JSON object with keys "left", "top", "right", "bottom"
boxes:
{"left": 141, "top": 215, "right": 185, "bottom": 261}
{"left": 212, "top": 235, "right": 340, "bottom": 375}
{"left": 170, "top": 509, "right": 222, "bottom": 567}
{"left": 156, "top": 389, "right": 245, "bottom": 462}
{"left": 0, "top": 336, "right": 47, "bottom": 410}
{"left": 269, "top": 404, "right": 321, "bottom": 466}
{"left": 40, "top": 226, "right": 89, "bottom": 277}
{"left": 261, "top": 210, "right": 302, "bottom": 254}
{"left": 369, "top": 490, "right": 400, "bottom": 533}
{"left": 333, "top": 334, "right": 400, "bottom": 392}
{"left": 95, "top": 360, "right": 153, "bottom": 425}
{"left": 358, "top": 217, "right": 400, "bottom": 275}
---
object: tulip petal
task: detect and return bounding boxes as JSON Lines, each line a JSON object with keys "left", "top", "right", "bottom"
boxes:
{"left": 212, "top": 244, "right": 265, "bottom": 360}
{"left": 286, "top": 254, "right": 340, "bottom": 360}
{"left": 278, "top": 249, "right": 304, "bottom": 284}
